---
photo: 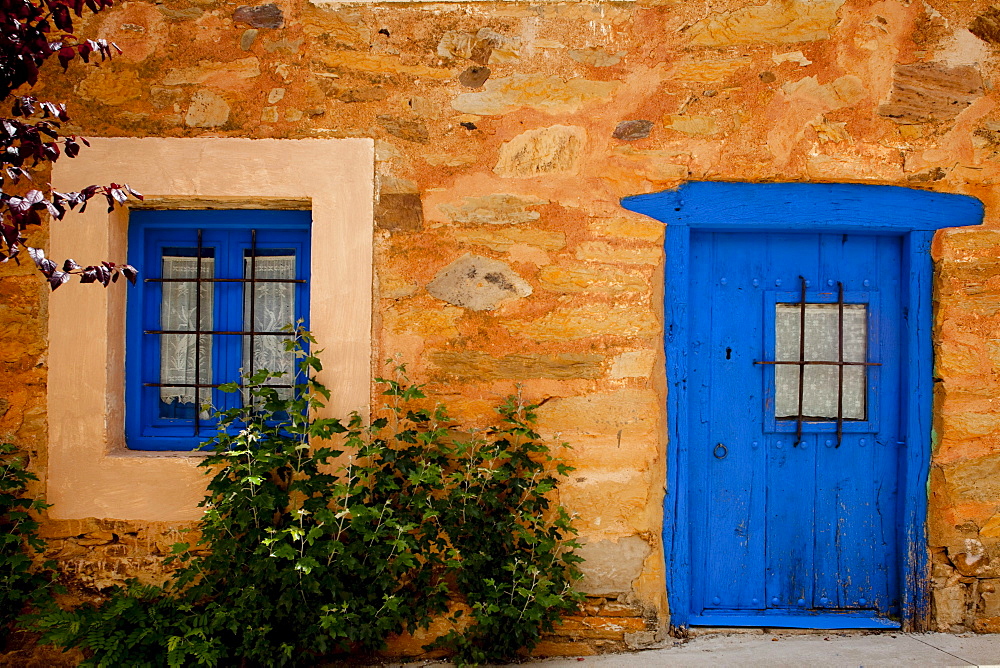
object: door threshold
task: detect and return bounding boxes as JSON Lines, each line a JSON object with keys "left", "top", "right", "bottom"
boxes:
{"left": 690, "top": 612, "right": 901, "bottom": 630}
{"left": 686, "top": 626, "right": 884, "bottom": 637}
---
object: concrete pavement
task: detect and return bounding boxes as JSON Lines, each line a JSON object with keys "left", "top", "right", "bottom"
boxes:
{"left": 394, "top": 632, "right": 1000, "bottom": 667}
{"left": 531, "top": 632, "right": 1000, "bottom": 667}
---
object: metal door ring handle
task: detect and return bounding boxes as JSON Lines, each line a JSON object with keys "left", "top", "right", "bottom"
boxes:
{"left": 714, "top": 443, "right": 728, "bottom": 459}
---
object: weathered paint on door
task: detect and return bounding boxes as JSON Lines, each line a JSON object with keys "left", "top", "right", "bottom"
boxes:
{"left": 687, "top": 231, "right": 902, "bottom": 627}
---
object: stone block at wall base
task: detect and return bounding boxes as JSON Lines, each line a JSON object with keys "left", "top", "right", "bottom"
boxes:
{"left": 554, "top": 615, "right": 650, "bottom": 640}
{"left": 973, "top": 617, "right": 1000, "bottom": 633}
{"left": 531, "top": 640, "right": 597, "bottom": 657}
{"left": 934, "top": 585, "right": 970, "bottom": 632}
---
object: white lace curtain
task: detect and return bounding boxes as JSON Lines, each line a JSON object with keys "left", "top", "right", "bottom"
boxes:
{"left": 242, "top": 254, "right": 296, "bottom": 399}
{"left": 774, "top": 303, "right": 867, "bottom": 420}
{"left": 159, "top": 256, "right": 214, "bottom": 411}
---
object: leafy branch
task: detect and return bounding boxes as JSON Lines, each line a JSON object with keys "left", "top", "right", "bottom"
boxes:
{"left": 0, "top": 0, "right": 142, "bottom": 288}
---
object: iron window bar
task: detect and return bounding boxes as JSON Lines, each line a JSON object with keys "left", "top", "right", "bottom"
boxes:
{"left": 194, "top": 228, "right": 204, "bottom": 435}
{"left": 143, "top": 383, "right": 294, "bottom": 389}
{"left": 146, "top": 278, "right": 306, "bottom": 283}
{"left": 248, "top": 229, "right": 258, "bottom": 399}
{"left": 837, "top": 281, "right": 845, "bottom": 447}
{"left": 143, "top": 228, "right": 300, "bottom": 437}
{"left": 755, "top": 276, "right": 880, "bottom": 448}
{"left": 146, "top": 330, "right": 292, "bottom": 336}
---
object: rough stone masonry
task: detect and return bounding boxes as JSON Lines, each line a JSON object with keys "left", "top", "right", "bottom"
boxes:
{"left": 4, "top": 0, "right": 1000, "bottom": 658}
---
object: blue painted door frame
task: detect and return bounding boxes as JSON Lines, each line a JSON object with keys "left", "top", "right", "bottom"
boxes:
{"left": 621, "top": 182, "right": 983, "bottom": 631}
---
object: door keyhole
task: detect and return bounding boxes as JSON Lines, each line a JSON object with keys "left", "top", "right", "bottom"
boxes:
{"left": 726, "top": 347, "right": 732, "bottom": 360}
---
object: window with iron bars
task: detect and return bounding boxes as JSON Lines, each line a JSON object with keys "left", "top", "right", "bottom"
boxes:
{"left": 125, "top": 209, "right": 311, "bottom": 451}
{"left": 758, "top": 277, "right": 880, "bottom": 448}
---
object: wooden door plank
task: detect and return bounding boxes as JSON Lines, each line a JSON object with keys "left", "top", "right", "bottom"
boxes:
{"left": 763, "top": 233, "right": 821, "bottom": 611}
{"left": 699, "top": 232, "right": 767, "bottom": 611}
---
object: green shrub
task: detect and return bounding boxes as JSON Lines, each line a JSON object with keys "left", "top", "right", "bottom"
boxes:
{"left": 30, "top": 330, "right": 582, "bottom": 666}
{"left": 0, "top": 441, "right": 53, "bottom": 641}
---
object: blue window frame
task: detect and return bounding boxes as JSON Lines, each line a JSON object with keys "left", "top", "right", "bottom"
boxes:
{"left": 126, "top": 209, "right": 311, "bottom": 451}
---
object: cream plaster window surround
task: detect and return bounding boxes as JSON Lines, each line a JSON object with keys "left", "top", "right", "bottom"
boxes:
{"left": 49, "top": 138, "right": 374, "bottom": 521}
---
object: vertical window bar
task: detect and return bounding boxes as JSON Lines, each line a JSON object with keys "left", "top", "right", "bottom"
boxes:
{"left": 194, "top": 229, "right": 204, "bottom": 437}
{"left": 248, "top": 229, "right": 258, "bottom": 394}
{"left": 836, "top": 281, "right": 845, "bottom": 448}
{"left": 795, "top": 275, "right": 807, "bottom": 446}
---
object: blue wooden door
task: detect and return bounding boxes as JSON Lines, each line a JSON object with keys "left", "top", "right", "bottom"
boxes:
{"left": 688, "top": 231, "right": 902, "bottom": 627}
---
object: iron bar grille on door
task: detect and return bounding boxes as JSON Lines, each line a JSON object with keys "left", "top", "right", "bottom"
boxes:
{"left": 756, "top": 276, "right": 880, "bottom": 447}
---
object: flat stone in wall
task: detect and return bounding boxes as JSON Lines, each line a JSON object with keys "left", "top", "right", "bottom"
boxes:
{"left": 438, "top": 193, "right": 548, "bottom": 226}
{"left": 184, "top": 90, "right": 231, "bottom": 128}
{"left": 688, "top": 0, "right": 846, "bottom": 46}
{"left": 576, "top": 536, "right": 652, "bottom": 596}
{"left": 426, "top": 254, "right": 532, "bottom": 311}
{"left": 879, "top": 63, "right": 984, "bottom": 124}
{"left": 430, "top": 351, "right": 604, "bottom": 381}
{"left": 494, "top": 125, "right": 586, "bottom": 178}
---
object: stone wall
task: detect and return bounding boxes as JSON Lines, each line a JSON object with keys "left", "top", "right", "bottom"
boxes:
{"left": 2, "top": 0, "right": 1000, "bottom": 652}
{"left": 931, "top": 227, "right": 1000, "bottom": 633}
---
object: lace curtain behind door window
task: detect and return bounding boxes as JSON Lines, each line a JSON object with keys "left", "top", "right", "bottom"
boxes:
{"left": 160, "top": 255, "right": 214, "bottom": 415}
{"left": 243, "top": 254, "right": 296, "bottom": 399}
{"left": 774, "top": 303, "right": 867, "bottom": 420}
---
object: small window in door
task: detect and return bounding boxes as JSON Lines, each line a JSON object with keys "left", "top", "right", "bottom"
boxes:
{"left": 762, "top": 285, "right": 880, "bottom": 437}
{"left": 774, "top": 302, "right": 867, "bottom": 421}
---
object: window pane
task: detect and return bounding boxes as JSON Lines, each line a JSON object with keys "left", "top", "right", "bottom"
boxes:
{"left": 774, "top": 303, "right": 866, "bottom": 420}
{"left": 159, "top": 249, "right": 214, "bottom": 419}
{"left": 243, "top": 249, "right": 296, "bottom": 400}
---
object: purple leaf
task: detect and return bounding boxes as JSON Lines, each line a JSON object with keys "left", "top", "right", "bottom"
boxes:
{"left": 27, "top": 246, "right": 56, "bottom": 277}
{"left": 50, "top": 4, "right": 71, "bottom": 31}
{"left": 9, "top": 196, "right": 29, "bottom": 214}
{"left": 47, "top": 270, "right": 70, "bottom": 290}
{"left": 58, "top": 48, "right": 75, "bottom": 70}
{"left": 61, "top": 258, "right": 80, "bottom": 272}
{"left": 121, "top": 264, "right": 137, "bottom": 285}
